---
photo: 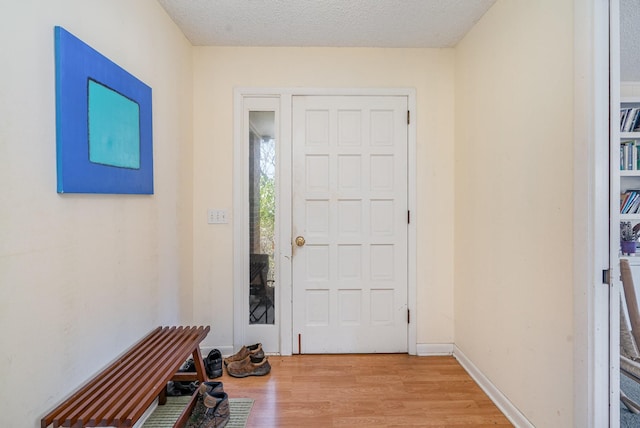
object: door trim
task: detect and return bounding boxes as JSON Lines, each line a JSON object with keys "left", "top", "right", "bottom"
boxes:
{"left": 573, "top": 0, "right": 612, "bottom": 426}
{"left": 609, "top": 1, "right": 621, "bottom": 426}
{"left": 233, "top": 87, "right": 417, "bottom": 356}
{"left": 232, "top": 97, "right": 282, "bottom": 352}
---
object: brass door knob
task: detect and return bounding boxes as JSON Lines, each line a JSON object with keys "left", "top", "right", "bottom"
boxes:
{"left": 295, "top": 236, "right": 306, "bottom": 247}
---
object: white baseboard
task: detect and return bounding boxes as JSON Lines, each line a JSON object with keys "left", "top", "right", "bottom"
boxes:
{"left": 415, "top": 343, "right": 454, "bottom": 356}
{"left": 201, "top": 345, "right": 235, "bottom": 358}
{"left": 453, "top": 345, "right": 534, "bottom": 428}
{"left": 202, "top": 345, "right": 284, "bottom": 358}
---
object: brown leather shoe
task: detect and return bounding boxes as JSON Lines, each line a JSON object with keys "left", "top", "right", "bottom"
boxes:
{"left": 226, "top": 355, "right": 271, "bottom": 378}
{"left": 223, "top": 343, "right": 264, "bottom": 366}
{"left": 186, "top": 390, "right": 229, "bottom": 428}
{"left": 199, "top": 381, "right": 224, "bottom": 395}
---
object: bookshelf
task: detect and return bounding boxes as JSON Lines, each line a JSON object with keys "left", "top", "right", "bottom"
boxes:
{"left": 620, "top": 99, "right": 640, "bottom": 250}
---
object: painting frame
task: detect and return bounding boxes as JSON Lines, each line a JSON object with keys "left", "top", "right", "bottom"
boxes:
{"left": 54, "top": 26, "right": 153, "bottom": 194}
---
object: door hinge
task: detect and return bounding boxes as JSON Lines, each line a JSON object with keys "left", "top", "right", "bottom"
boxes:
{"left": 407, "top": 308, "right": 410, "bottom": 324}
{"left": 407, "top": 110, "right": 410, "bottom": 125}
{"left": 602, "top": 269, "right": 610, "bottom": 285}
{"left": 407, "top": 210, "right": 410, "bottom": 224}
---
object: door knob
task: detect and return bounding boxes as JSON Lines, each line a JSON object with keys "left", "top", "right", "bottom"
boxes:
{"left": 295, "top": 236, "right": 306, "bottom": 247}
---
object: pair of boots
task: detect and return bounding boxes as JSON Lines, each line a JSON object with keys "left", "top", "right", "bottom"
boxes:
{"left": 169, "top": 350, "right": 223, "bottom": 397}
{"left": 223, "top": 343, "right": 271, "bottom": 378}
{"left": 185, "top": 382, "right": 229, "bottom": 428}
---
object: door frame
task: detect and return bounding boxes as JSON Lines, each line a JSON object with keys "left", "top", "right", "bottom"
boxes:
{"left": 609, "top": 1, "right": 621, "bottom": 426}
{"left": 233, "top": 87, "right": 417, "bottom": 356}
{"left": 573, "top": 0, "right": 614, "bottom": 426}
{"left": 232, "top": 96, "right": 282, "bottom": 352}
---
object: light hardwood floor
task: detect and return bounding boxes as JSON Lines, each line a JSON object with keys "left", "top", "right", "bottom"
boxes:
{"left": 220, "top": 354, "right": 513, "bottom": 427}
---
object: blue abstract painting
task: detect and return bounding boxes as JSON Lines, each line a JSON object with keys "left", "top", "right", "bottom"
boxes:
{"left": 54, "top": 26, "right": 153, "bottom": 194}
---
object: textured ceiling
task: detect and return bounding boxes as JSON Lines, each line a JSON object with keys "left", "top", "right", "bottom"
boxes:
{"left": 156, "top": 0, "right": 496, "bottom": 48}
{"left": 621, "top": 0, "right": 640, "bottom": 81}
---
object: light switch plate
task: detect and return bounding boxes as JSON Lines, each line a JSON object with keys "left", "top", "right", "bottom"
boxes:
{"left": 207, "top": 209, "right": 227, "bottom": 224}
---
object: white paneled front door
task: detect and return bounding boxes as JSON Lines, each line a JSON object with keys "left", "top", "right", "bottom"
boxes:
{"left": 292, "top": 95, "right": 408, "bottom": 353}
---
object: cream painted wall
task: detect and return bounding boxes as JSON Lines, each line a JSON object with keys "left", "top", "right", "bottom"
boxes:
{"left": 192, "top": 47, "right": 456, "bottom": 348}
{"left": 0, "top": 0, "right": 586, "bottom": 425}
{"left": 0, "top": 1, "right": 193, "bottom": 426}
{"left": 454, "top": 1, "right": 574, "bottom": 426}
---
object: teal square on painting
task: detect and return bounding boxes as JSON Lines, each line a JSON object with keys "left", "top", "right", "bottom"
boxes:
{"left": 88, "top": 79, "right": 140, "bottom": 169}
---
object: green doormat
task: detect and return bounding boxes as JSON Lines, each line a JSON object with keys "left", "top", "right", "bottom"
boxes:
{"left": 142, "top": 396, "right": 254, "bottom": 428}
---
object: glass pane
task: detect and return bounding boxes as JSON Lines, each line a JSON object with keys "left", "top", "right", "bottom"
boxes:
{"left": 249, "top": 111, "right": 276, "bottom": 324}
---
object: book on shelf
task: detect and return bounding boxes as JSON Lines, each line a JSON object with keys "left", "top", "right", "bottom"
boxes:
{"left": 630, "top": 196, "right": 640, "bottom": 214}
{"left": 622, "top": 190, "right": 640, "bottom": 214}
{"left": 620, "top": 140, "right": 640, "bottom": 170}
{"left": 623, "top": 192, "right": 636, "bottom": 213}
{"left": 622, "top": 107, "right": 640, "bottom": 132}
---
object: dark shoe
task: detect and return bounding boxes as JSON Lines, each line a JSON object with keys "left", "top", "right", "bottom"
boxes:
{"left": 175, "top": 359, "right": 199, "bottom": 395}
{"left": 227, "top": 355, "right": 271, "bottom": 378}
{"left": 205, "top": 349, "right": 223, "bottom": 379}
{"left": 166, "top": 381, "right": 183, "bottom": 396}
{"left": 180, "top": 358, "right": 196, "bottom": 372}
{"left": 186, "top": 391, "right": 230, "bottom": 428}
{"left": 223, "top": 343, "right": 264, "bottom": 366}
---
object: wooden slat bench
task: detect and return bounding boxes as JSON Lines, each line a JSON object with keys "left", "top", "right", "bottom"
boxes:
{"left": 42, "top": 326, "right": 210, "bottom": 428}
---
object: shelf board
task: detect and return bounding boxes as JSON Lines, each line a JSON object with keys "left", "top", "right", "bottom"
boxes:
{"left": 621, "top": 170, "right": 640, "bottom": 176}
{"left": 621, "top": 133, "right": 640, "bottom": 139}
{"left": 621, "top": 255, "right": 640, "bottom": 264}
{"left": 621, "top": 214, "right": 640, "bottom": 220}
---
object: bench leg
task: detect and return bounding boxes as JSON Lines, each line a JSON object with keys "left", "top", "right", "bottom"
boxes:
{"left": 192, "top": 347, "right": 209, "bottom": 382}
{"left": 159, "top": 385, "right": 167, "bottom": 405}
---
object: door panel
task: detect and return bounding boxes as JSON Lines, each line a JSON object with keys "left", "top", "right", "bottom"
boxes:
{"left": 292, "top": 95, "right": 408, "bottom": 353}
